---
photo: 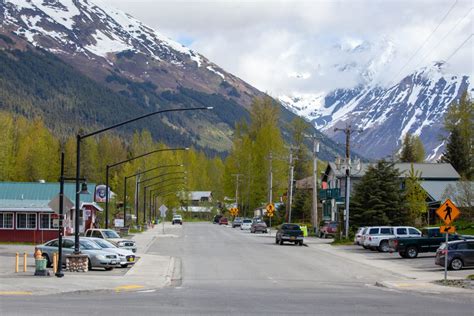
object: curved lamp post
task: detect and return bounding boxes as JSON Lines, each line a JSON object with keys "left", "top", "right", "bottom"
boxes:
{"left": 123, "top": 164, "right": 183, "bottom": 226}
{"left": 74, "top": 106, "right": 212, "bottom": 253}
{"left": 105, "top": 149, "right": 188, "bottom": 229}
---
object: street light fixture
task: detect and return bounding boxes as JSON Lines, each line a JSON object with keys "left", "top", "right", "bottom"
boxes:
{"left": 105, "top": 148, "right": 188, "bottom": 229}
{"left": 142, "top": 177, "right": 187, "bottom": 223}
{"left": 75, "top": 106, "right": 212, "bottom": 254}
{"left": 123, "top": 164, "right": 184, "bottom": 226}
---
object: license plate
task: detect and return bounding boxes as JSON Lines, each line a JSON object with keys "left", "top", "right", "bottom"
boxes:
{"left": 290, "top": 236, "right": 295, "bottom": 240}
{"left": 128, "top": 257, "right": 134, "bottom": 262}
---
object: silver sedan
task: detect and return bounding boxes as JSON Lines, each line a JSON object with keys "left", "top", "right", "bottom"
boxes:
{"left": 36, "top": 238, "right": 119, "bottom": 271}
{"left": 85, "top": 237, "right": 136, "bottom": 268}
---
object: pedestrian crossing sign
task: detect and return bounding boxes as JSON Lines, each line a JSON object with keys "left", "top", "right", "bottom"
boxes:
{"left": 435, "top": 199, "right": 460, "bottom": 225}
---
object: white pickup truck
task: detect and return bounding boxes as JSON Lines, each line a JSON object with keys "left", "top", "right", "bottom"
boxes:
{"left": 84, "top": 229, "right": 137, "bottom": 253}
{"left": 363, "top": 226, "right": 421, "bottom": 252}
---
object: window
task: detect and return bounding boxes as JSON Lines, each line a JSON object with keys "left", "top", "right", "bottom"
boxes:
{"left": 16, "top": 213, "right": 36, "bottom": 229}
{"left": 369, "top": 228, "right": 379, "bottom": 234}
{"left": 39, "top": 214, "right": 55, "bottom": 230}
{"left": 380, "top": 228, "right": 392, "bottom": 234}
{"left": 0, "top": 213, "right": 14, "bottom": 229}
{"left": 408, "top": 228, "right": 421, "bottom": 235}
{"left": 92, "top": 231, "right": 102, "bottom": 238}
{"left": 63, "top": 240, "right": 74, "bottom": 248}
{"left": 467, "top": 242, "right": 474, "bottom": 250}
{"left": 46, "top": 240, "right": 59, "bottom": 247}
{"left": 456, "top": 243, "right": 468, "bottom": 250}
{"left": 396, "top": 228, "right": 407, "bottom": 235}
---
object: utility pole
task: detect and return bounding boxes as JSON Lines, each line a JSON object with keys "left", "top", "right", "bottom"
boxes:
{"left": 232, "top": 174, "right": 242, "bottom": 213}
{"left": 135, "top": 174, "right": 140, "bottom": 227}
{"left": 287, "top": 150, "right": 295, "bottom": 223}
{"left": 311, "top": 137, "right": 319, "bottom": 234}
{"left": 334, "top": 124, "right": 362, "bottom": 238}
{"left": 268, "top": 152, "right": 273, "bottom": 205}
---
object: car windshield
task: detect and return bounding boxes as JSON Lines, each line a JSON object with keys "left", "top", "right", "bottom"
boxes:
{"left": 93, "top": 239, "right": 116, "bottom": 248}
{"left": 103, "top": 230, "right": 121, "bottom": 238}
{"left": 243, "top": 220, "right": 252, "bottom": 223}
{"left": 80, "top": 240, "right": 102, "bottom": 250}
{"left": 282, "top": 224, "right": 300, "bottom": 230}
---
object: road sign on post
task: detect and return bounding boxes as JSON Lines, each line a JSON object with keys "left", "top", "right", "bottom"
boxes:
{"left": 435, "top": 199, "right": 461, "bottom": 283}
{"left": 436, "top": 199, "right": 460, "bottom": 225}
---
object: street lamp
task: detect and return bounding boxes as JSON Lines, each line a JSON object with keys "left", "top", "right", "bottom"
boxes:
{"left": 123, "top": 164, "right": 183, "bottom": 226}
{"left": 105, "top": 149, "right": 188, "bottom": 229}
{"left": 149, "top": 182, "right": 187, "bottom": 219}
{"left": 142, "top": 177, "right": 187, "bottom": 223}
{"left": 150, "top": 187, "right": 185, "bottom": 221}
{"left": 75, "top": 106, "right": 212, "bottom": 253}
{"left": 335, "top": 156, "right": 361, "bottom": 238}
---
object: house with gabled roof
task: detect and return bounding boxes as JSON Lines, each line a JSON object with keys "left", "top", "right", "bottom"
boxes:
{"left": 0, "top": 182, "right": 102, "bottom": 243}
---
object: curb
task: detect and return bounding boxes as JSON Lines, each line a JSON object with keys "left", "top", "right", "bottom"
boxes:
{"left": 167, "top": 257, "right": 182, "bottom": 287}
{"left": 374, "top": 280, "right": 473, "bottom": 295}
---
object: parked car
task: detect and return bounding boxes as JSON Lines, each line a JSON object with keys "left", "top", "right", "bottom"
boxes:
{"left": 319, "top": 221, "right": 338, "bottom": 238}
{"left": 276, "top": 223, "right": 304, "bottom": 245}
{"left": 232, "top": 217, "right": 243, "bottom": 228}
{"left": 364, "top": 226, "right": 422, "bottom": 252}
{"left": 86, "top": 237, "right": 136, "bottom": 268}
{"left": 354, "top": 227, "right": 367, "bottom": 245}
{"left": 240, "top": 218, "right": 252, "bottom": 230}
{"left": 435, "top": 239, "right": 474, "bottom": 270}
{"left": 84, "top": 229, "right": 137, "bottom": 253}
{"left": 36, "top": 238, "right": 119, "bottom": 270}
{"left": 219, "top": 217, "right": 229, "bottom": 225}
{"left": 172, "top": 214, "right": 183, "bottom": 225}
{"left": 389, "top": 227, "right": 461, "bottom": 258}
{"left": 250, "top": 221, "right": 268, "bottom": 233}
{"left": 213, "top": 214, "right": 223, "bottom": 224}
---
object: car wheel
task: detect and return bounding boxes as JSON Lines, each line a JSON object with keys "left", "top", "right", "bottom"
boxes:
{"left": 180, "top": 223, "right": 182, "bottom": 225}
{"left": 378, "top": 241, "right": 389, "bottom": 252}
{"left": 120, "top": 264, "right": 128, "bottom": 268}
{"left": 362, "top": 245, "right": 369, "bottom": 249}
{"left": 299, "top": 241, "right": 303, "bottom": 246}
{"left": 275, "top": 238, "right": 279, "bottom": 244}
{"left": 42, "top": 254, "right": 52, "bottom": 268}
{"left": 323, "top": 233, "right": 327, "bottom": 239}
{"left": 450, "top": 258, "right": 463, "bottom": 270}
{"left": 264, "top": 230, "right": 268, "bottom": 233}
{"left": 88, "top": 259, "right": 92, "bottom": 271}
{"left": 406, "top": 246, "right": 418, "bottom": 259}
{"left": 279, "top": 239, "right": 284, "bottom": 245}
{"left": 104, "top": 267, "right": 114, "bottom": 271}
{"left": 399, "top": 251, "right": 408, "bottom": 258}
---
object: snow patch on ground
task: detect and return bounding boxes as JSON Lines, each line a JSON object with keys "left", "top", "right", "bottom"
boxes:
{"left": 85, "top": 29, "right": 133, "bottom": 57}
{"left": 207, "top": 66, "right": 225, "bottom": 79}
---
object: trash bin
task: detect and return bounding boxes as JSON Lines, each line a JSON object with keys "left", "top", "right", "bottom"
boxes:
{"left": 35, "top": 258, "right": 47, "bottom": 271}
{"left": 300, "top": 225, "right": 308, "bottom": 237}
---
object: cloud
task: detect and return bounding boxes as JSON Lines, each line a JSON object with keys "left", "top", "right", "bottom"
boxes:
{"left": 99, "top": 0, "right": 473, "bottom": 96}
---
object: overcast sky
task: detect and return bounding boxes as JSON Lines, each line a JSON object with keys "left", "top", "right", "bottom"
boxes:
{"left": 99, "top": 0, "right": 473, "bottom": 97}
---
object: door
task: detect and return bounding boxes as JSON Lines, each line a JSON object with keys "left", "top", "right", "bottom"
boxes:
{"left": 466, "top": 242, "right": 474, "bottom": 265}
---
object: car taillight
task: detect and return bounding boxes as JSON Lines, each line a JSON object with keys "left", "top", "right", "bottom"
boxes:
{"left": 368, "top": 236, "right": 372, "bottom": 241}
{"left": 441, "top": 249, "right": 448, "bottom": 255}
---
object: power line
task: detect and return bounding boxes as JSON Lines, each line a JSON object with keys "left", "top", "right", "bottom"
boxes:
{"left": 390, "top": 0, "right": 459, "bottom": 84}
{"left": 413, "top": 7, "right": 473, "bottom": 69}
{"left": 444, "top": 33, "right": 473, "bottom": 62}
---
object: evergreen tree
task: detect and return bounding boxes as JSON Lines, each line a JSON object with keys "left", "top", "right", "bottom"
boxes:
{"left": 441, "top": 91, "right": 473, "bottom": 179}
{"left": 399, "top": 133, "right": 425, "bottom": 162}
{"left": 350, "top": 160, "right": 407, "bottom": 227}
{"left": 441, "top": 126, "right": 471, "bottom": 178}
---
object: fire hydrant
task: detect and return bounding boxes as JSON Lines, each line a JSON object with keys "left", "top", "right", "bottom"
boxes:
{"left": 34, "top": 248, "right": 49, "bottom": 276}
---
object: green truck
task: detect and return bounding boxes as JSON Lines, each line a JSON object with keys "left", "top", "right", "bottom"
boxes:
{"left": 389, "top": 227, "right": 461, "bottom": 258}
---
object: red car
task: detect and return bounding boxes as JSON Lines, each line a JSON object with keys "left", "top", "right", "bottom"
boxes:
{"left": 219, "top": 217, "right": 229, "bottom": 225}
{"left": 319, "top": 221, "right": 338, "bottom": 238}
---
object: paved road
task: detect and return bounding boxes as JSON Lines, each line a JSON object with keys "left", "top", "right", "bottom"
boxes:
{"left": 1, "top": 223, "right": 473, "bottom": 315}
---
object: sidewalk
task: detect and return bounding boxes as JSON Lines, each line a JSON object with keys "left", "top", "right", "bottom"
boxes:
{"left": 0, "top": 224, "right": 177, "bottom": 296}
{"left": 312, "top": 242, "right": 473, "bottom": 295}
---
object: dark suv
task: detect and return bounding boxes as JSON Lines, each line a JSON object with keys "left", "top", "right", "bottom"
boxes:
{"left": 435, "top": 239, "right": 474, "bottom": 270}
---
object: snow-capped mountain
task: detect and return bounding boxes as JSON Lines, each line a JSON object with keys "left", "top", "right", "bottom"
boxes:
{"left": 280, "top": 61, "right": 471, "bottom": 161}
{"left": 1, "top": 0, "right": 260, "bottom": 107}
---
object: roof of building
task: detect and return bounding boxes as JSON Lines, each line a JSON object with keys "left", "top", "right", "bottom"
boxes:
{"left": 325, "top": 162, "right": 460, "bottom": 180}
{"left": 421, "top": 181, "right": 473, "bottom": 206}
{"left": 0, "top": 182, "right": 98, "bottom": 211}
{"left": 189, "top": 191, "right": 212, "bottom": 200}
